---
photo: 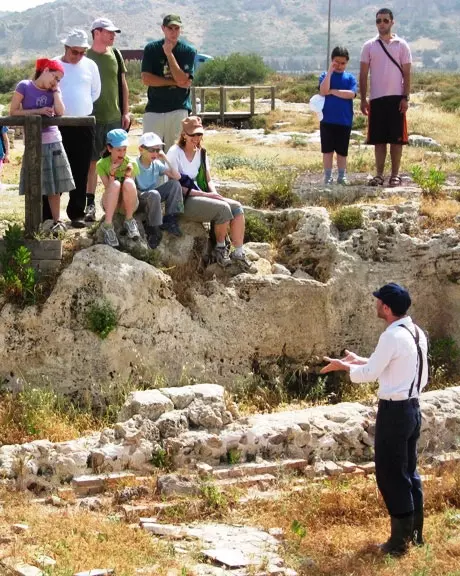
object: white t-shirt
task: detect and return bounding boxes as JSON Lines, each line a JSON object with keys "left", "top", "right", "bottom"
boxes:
{"left": 57, "top": 56, "right": 101, "bottom": 116}
{"left": 166, "top": 144, "right": 210, "bottom": 180}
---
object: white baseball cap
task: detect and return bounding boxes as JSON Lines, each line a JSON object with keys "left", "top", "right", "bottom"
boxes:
{"left": 91, "top": 17, "right": 121, "bottom": 32}
{"left": 61, "top": 29, "right": 90, "bottom": 48}
{"left": 309, "top": 94, "right": 325, "bottom": 121}
{"left": 139, "top": 132, "right": 164, "bottom": 148}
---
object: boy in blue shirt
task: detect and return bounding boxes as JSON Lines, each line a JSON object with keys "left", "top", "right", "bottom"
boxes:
{"left": 135, "top": 132, "right": 184, "bottom": 248}
{"left": 319, "top": 46, "right": 357, "bottom": 185}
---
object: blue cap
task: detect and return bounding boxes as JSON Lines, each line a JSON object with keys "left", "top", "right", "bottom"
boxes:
{"left": 106, "top": 129, "right": 129, "bottom": 148}
{"left": 373, "top": 283, "right": 411, "bottom": 315}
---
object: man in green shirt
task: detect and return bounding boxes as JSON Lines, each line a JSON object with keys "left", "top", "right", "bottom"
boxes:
{"left": 85, "top": 17, "right": 130, "bottom": 222}
{"left": 141, "top": 14, "right": 197, "bottom": 152}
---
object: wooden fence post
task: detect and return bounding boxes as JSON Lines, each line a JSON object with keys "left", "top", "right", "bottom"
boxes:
{"left": 220, "top": 86, "right": 225, "bottom": 124}
{"left": 250, "top": 86, "right": 256, "bottom": 116}
{"left": 191, "top": 86, "right": 197, "bottom": 115}
{"left": 200, "top": 88, "right": 205, "bottom": 113}
{"left": 271, "top": 86, "right": 276, "bottom": 111}
{"left": 24, "top": 115, "right": 42, "bottom": 237}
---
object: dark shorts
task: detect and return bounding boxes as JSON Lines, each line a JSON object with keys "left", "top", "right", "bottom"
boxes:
{"left": 367, "top": 96, "right": 408, "bottom": 145}
{"left": 320, "top": 122, "right": 352, "bottom": 157}
{"left": 91, "top": 120, "right": 122, "bottom": 161}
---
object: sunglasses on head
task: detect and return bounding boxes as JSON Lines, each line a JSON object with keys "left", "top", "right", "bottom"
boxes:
{"left": 376, "top": 17, "right": 391, "bottom": 24}
{"left": 69, "top": 48, "right": 87, "bottom": 56}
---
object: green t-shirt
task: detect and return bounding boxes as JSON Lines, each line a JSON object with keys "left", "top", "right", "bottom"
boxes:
{"left": 87, "top": 47, "right": 126, "bottom": 123}
{"left": 142, "top": 39, "right": 196, "bottom": 113}
{"left": 96, "top": 155, "right": 139, "bottom": 182}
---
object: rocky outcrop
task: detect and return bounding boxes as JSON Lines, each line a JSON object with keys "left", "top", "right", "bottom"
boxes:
{"left": 0, "top": 385, "right": 458, "bottom": 487}
{"left": 1, "top": 200, "right": 460, "bottom": 391}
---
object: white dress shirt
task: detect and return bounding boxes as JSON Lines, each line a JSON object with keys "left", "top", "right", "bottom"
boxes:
{"left": 58, "top": 57, "right": 101, "bottom": 116}
{"left": 349, "top": 316, "right": 428, "bottom": 400}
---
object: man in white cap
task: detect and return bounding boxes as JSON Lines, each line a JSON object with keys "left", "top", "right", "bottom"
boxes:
{"left": 85, "top": 17, "right": 130, "bottom": 222}
{"left": 56, "top": 29, "right": 101, "bottom": 227}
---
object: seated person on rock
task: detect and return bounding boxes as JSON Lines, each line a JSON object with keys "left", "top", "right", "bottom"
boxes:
{"left": 96, "top": 129, "right": 140, "bottom": 248}
{"left": 135, "top": 132, "right": 184, "bottom": 249}
{"left": 166, "top": 116, "right": 254, "bottom": 271}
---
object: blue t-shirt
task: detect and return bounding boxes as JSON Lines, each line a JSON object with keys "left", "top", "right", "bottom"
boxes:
{"left": 0, "top": 126, "right": 8, "bottom": 159}
{"left": 319, "top": 71, "right": 357, "bottom": 127}
{"left": 135, "top": 157, "right": 167, "bottom": 191}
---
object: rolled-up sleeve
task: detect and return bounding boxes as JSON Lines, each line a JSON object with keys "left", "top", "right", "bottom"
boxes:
{"left": 349, "top": 332, "right": 395, "bottom": 383}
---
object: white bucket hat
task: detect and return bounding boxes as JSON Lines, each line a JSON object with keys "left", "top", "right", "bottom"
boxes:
{"left": 61, "top": 29, "right": 90, "bottom": 48}
{"left": 309, "top": 94, "right": 326, "bottom": 121}
{"left": 139, "top": 133, "right": 164, "bottom": 148}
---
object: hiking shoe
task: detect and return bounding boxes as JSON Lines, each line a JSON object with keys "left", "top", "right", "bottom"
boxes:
{"left": 103, "top": 224, "right": 119, "bottom": 248}
{"left": 146, "top": 226, "right": 163, "bottom": 249}
{"left": 324, "top": 176, "right": 334, "bottom": 185}
{"left": 70, "top": 218, "right": 86, "bottom": 228}
{"left": 51, "top": 220, "right": 67, "bottom": 237}
{"left": 230, "top": 251, "right": 257, "bottom": 274}
{"left": 124, "top": 218, "right": 140, "bottom": 239}
{"left": 213, "top": 245, "right": 232, "bottom": 267}
{"left": 161, "top": 219, "right": 182, "bottom": 237}
{"left": 84, "top": 203, "right": 96, "bottom": 222}
{"left": 337, "top": 177, "right": 350, "bottom": 186}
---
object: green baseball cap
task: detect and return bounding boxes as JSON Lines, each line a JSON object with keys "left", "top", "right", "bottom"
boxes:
{"left": 163, "top": 14, "right": 182, "bottom": 26}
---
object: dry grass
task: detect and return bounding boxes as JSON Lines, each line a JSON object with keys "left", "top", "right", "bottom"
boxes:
{"left": 419, "top": 197, "right": 460, "bottom": 232}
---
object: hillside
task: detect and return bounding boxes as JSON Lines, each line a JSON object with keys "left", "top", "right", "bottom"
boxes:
{"left": 0, "top": 0, "right": 459, "bottom": 70}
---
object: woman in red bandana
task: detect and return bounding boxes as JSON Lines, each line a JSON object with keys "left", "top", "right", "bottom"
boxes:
{"left": 10, "top": 58, "right": 75, "bottom": 235}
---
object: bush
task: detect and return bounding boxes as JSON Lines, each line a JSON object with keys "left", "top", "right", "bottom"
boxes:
{"left": 429, "top": 336, "right": 460, "bottom": 388}
{"left": 251, "top": 168, "right": 300, "bottom": 209}
{"left": 195, "top": 53, "right": 271, "bottom": 86}
{"left": 411, "top": 166, "right": 446, "bottom": 198}
{"left": 86, "top": 299, "right": 118, "bottom": 339}
{"left": 0, "top": 223, "right": 37, "bottom": 305}
{"left": 331, "top": 206, "right": 364, "bottom": 231}
{"left": 244, "top": 214, "right": 273, "bottom": 243}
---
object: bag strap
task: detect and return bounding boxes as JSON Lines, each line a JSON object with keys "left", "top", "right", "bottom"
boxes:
{"left": 399, "top": 324, "right": 424, "bottom": 397}
{"left": 377, "top": 39, "right": 404, "bottom": 76}
{"left": 113, "top": 47, "right": 125, "bottom": 119}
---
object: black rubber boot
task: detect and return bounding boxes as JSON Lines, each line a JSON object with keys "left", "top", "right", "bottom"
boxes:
{"left": 379, "top": 515, "right": 414, "bottom": 556}
{"left": 412, "top": 509, "right": 424, "bottom": 546}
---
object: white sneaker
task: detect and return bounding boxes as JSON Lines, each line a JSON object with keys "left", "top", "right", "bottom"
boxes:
{"left": 124, "top": 218, "right": 140, "bottom": 239}
{"left": 103, "top": 224, "right": 119, "bottom": 248}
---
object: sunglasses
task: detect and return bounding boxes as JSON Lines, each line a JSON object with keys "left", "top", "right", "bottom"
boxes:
{"left": 186, "top": 132, "right": 203, "bottom": 138}
{"left": 144, "top": 146, "right": 162, "bottom": 153}
{"left": 376, "top": 18, "right": 391, "bottom": 24}
{"left": 69, "top": 48, "right": 87, "bottom": 56}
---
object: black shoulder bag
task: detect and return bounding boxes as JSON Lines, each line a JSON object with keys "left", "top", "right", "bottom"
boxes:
{"left": 377, "top": 39, "right": 404, "bottom": 76}
{"left": 113, "top": 47, "right": 131, "bottom": 132}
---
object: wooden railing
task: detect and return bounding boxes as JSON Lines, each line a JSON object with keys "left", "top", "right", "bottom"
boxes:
{"left": 190, "top": 85, "right": 276, "bottom": 122}
{"left": 0, "top": 115, "right": 95, "bottom": 236}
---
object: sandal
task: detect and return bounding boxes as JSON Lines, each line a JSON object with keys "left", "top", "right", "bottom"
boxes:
{"left": 368, "top": 175, "right": 385, "bottom": 186}
{"left": 388, "top": 176, "right": 402, "bottom": 188}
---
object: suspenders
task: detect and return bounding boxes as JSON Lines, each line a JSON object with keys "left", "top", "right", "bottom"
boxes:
{"left": 398, "top": 324, "right": 424, "bottom": 398}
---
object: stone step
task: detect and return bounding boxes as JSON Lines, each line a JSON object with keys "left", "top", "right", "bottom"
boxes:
{"left": 215, "top": 473, "right": 277, "bottom": 489}
{"left": 119, "top": 502, "right": 179, "bottom": 522}
{"left": 72, "top": 472, "right": 135, "bottom": 496}
{"left": 208, "top": 458, "right": 309, "bottom": 480}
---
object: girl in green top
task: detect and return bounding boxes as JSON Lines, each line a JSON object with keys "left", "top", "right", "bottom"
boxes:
{"left": 96, "top": 129, "right": 140, "bottom": 248}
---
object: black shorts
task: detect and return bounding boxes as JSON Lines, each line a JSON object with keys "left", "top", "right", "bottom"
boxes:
{"left": 367, "top": 96, "right": 408, "bottom": 145}
{"left": 320, "top": 122, "right": 352, "bottom": 157}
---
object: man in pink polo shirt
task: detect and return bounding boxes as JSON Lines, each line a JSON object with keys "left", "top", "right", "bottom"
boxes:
{"left": 359, "top": 8, "right": 412, "bottom": 188}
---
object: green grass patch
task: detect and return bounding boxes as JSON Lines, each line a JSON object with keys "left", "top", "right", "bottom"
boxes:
{"left": 331, "top": 206, "right": 364, "bottom": 231}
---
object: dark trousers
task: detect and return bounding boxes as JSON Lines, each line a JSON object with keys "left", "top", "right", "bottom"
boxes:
{"left": 60, "top": 124, "right": 95, "bottom": 220}
{"left": 375, "top": 398, "right": 423, "bottom": 517}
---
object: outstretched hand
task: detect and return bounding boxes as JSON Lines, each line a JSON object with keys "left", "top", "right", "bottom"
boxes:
{"left": 320, "top": 357, "right": 350, "bottom": 374}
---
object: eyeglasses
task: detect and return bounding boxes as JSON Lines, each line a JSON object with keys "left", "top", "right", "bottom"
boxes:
{"left": 376, "top": 18, "right": 391, "bottom": 24}
{"left": 69, "top": 48, "right": 87, "bottom": 56}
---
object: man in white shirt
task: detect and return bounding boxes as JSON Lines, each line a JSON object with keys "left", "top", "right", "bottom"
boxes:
{"left": 57, "top": 29, "right": 101, "bottom": 227}
{"left": 321, "top": 283, "right": 428, "bottom": 556}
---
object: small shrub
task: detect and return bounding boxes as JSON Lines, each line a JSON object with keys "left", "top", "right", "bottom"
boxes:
{"left": 226, "top": 447, "right": 242, "bottom": 465}
{"left": 289, "top": 134, "right": 308, "bottom": 147}
{"left": 244, "top": 214, "right": 273, "bottom": 243}
{"left": 429, "top": 336, "right": 460, "bottom": 388}
{"left": 86, "top": 298, "right": 118, "bottom": 339}
{"left": 331, "top": 206, "right": 364, "bottom": 231}
{"left": 248, "top": 114, "right": 268, "bottom": 130}
{"left": 200, "top": 482, "right": 228, "bottom": 512}
{"left": 195, "top": 53, "right": 271, "bottom": 86}
{"left": 251, "top": 168, "right": 300, "bottom": 209}
{"left": 0, "top": 223, "right": 37, "bottom": 305}
{"left": 411, "top": 166, "right": 446, "bottom": 198}
{"left": 151, "top": 446, "right": 171, "bottom": 470}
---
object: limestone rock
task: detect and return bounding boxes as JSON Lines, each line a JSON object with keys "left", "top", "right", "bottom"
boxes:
{"left": 159, "top": 385, "right": 196, "bottom": 409}
{"left": 155, "top": 220, "right": 209, "bottom": 266}
{"left": 118, "top": 390, "right": 174, "bottom": 422}
{"left": 156, "top": 411, "right": 189, "bottom": 439}
{"left": 157, "top": 473, "right": 200, "bottom": 497}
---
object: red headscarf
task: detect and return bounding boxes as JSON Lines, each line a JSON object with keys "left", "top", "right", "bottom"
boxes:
{"left": 35, "top": 58, "right": 65, "bottom": 75}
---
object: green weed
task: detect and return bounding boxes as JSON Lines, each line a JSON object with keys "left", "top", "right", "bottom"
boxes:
{"left": 227, "top": 447, "right": 242, "bottom": 465}
{"left": 251, "top": 168, "right": 300, "bottom": 209}
{"left": 86, "top": 298, "right": 118, "bottom": 339}
{"left": 411, "top": 166, "right": 447, "bottom": 197}
{"left": 244, "top": 214, "right": 273, "bottom": 243}
{"left": 0, "top": 223, "right": 37, "bottom": 305}
{"left": 331, "top": 206, "right": 364, "bottom": 231}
